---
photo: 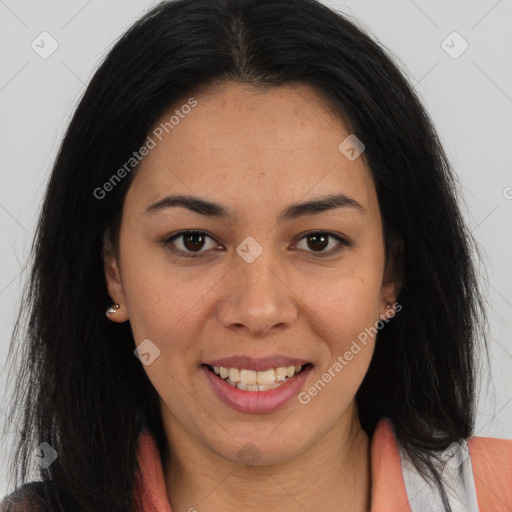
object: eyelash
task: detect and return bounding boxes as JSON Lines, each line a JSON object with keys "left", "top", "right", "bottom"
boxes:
{"left": 162, "top": 230, "right": 349, "bottom": 259}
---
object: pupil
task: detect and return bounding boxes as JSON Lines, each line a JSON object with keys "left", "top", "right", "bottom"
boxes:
{"left": 185, "top": 233, "right": 205, "bottom": 251}
{"left": 308, "top": 233, "right": 328, "bottom": 251}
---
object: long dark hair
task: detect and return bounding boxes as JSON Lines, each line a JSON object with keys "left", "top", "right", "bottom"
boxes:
{"left": 2, "top": 0, "right": 489, "bottom": 510}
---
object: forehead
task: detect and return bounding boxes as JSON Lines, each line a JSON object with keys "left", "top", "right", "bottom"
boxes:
{"left": 126, "top": 81, "right": 377, "bottom": 218}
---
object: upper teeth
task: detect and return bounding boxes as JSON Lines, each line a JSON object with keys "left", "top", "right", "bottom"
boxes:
{"left": 212, "top": 365, "right": 302, "bottom": 386}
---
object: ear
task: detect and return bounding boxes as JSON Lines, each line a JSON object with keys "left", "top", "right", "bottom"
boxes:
{"left": 102, "top": 230, "right": 129, "bottom": 323}
{"left": 379, "top": 238, "right": 403, "bottom": 320}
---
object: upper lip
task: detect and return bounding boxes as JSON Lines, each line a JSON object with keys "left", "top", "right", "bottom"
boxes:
{"left": 203, "top": 355, "right": 310, "bottom": 371}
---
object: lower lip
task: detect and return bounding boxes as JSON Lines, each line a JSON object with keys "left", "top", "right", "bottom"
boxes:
{"left": 202, "top": 364, "right": 313, "bottom": 414}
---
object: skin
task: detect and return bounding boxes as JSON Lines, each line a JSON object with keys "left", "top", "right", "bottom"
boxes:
{"left": 104, "top": 81, "right": 401, "bottom": 511}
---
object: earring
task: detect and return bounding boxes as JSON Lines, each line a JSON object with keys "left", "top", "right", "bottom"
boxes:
{"left": 106, "top": 302, "right": 120, "bottom": 316}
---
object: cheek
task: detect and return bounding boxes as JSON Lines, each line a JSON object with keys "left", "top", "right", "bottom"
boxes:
{"left": 118, "top": 245, "right": 213, "bottom": 360}
{"left": 301, "top": 263, "right": 383, "bottom": 350}
{"left": 121, "top": 259, "right": 213, "bottom": 413}
{"left": 296, "top": 273, "right": 381, "bottom": 415}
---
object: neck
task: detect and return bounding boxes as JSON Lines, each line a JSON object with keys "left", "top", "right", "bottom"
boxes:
{"left": 163, "top": 402, "right": 372, "bottom": 512}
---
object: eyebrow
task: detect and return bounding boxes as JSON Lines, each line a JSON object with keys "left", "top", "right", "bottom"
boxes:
{"left": 144, "top": 193, "right": 365, "bottom": 222}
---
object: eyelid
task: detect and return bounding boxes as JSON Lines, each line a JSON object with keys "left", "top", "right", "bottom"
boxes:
{"left": 162, "top": 230, "right": 220, "bottom": 259}
{"left": 292, "top": 231, "right": 349, "bottom": 257}
{"left": 162, "top": 230, "right": 349, "bottom": 259}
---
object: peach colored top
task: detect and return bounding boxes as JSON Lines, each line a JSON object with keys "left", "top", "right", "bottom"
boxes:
{"left": 134, "top": 417, "right": 512, "bottom": 511}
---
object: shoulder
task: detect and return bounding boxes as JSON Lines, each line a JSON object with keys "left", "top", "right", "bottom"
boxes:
{"left": 467, "top": 434, "right": 512, "bottom": 508}
{"left": 468, "top": 433, "right": 512, "bottom": 454}
{"left": 1, "top": 481, "right": 48, "bottom": 511}
{"left": 0, "top": 481, "right": 76, "bottom": 512}
{"left": 468, "top": 434, "right": 512, "bottom": 473}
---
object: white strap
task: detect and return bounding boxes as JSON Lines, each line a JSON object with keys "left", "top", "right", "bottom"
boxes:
{"left": 399, "top": 439, "right": 479, "bottom": 511}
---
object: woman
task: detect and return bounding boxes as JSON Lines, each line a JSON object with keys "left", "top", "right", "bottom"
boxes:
{"left": 1, "top": 0, "right": 510, "bottom": 510}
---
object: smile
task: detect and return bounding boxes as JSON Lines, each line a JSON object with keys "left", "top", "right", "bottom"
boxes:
{"left": 207, "top": 364, "right": 308, "bottom": 391}
{"left": 202, "top": 362, "right": 314, "bottom": 413}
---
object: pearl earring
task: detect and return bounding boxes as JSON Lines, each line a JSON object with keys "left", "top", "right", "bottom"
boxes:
{"left": 106, "top": 302, "right": 120, "bottom": 316}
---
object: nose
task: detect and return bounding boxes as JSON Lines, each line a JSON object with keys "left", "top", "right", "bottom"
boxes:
{"left": 215, "top": 247, "right": 299, "bottom": 337}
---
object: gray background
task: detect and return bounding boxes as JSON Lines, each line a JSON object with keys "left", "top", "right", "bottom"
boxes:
{"left": 1, "top": 0, "right": 511, "bottom": 497}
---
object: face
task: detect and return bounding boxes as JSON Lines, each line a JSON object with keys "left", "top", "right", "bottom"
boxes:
{"left": 104, "top": 81, "right": 400, "bottom": 467}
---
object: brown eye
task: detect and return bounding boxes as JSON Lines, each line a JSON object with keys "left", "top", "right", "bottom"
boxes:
{"left": 295, "top": 231, "right": 347, "bottom": 256}
{"left": 182, "top": 232, "right": 206, "bottom": 251}
{"left": 163, "top": 230, "right": 348, "bottom": 259}
{"left": 164, "top": 230, "right": 219, "bottom": 258}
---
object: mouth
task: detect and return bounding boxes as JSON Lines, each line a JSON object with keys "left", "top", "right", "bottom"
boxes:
{"left": 204, "top": 363, "right": 313, "bottom": 392}
{"left": 202, "top": 361, "right": 314, "bottom": 413}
